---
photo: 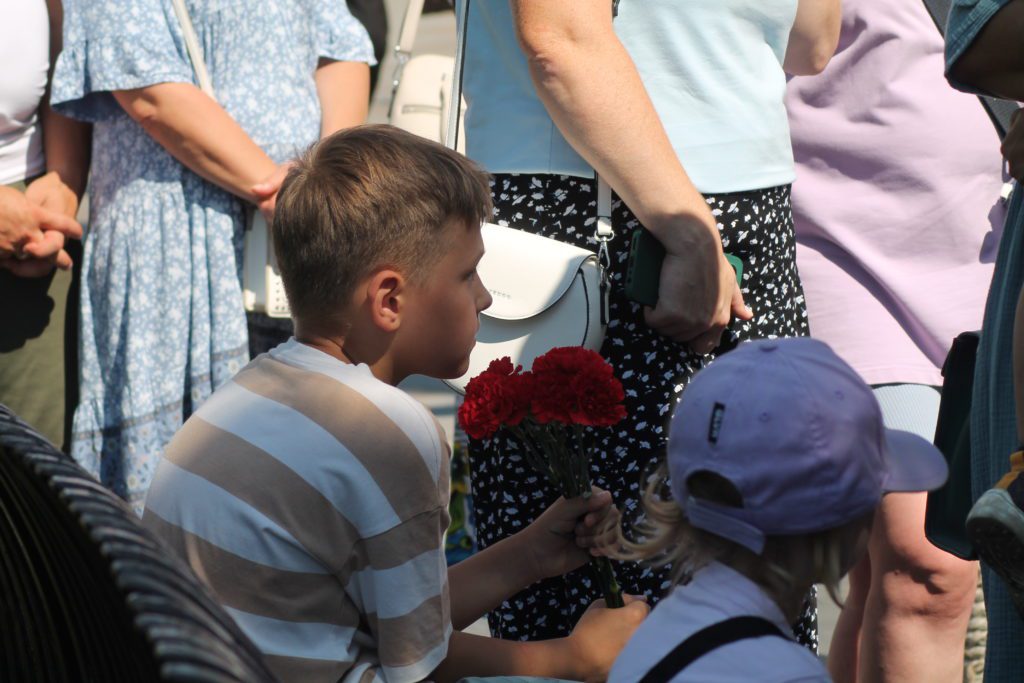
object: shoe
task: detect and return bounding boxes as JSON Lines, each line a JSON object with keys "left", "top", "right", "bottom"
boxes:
{"left": 967, "top": 474, "right": 1024, "bottom": 620}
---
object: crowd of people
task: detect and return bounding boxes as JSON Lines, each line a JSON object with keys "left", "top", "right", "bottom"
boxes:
{"left": 1, "top": 0, "right": 1023, "bottom": 682}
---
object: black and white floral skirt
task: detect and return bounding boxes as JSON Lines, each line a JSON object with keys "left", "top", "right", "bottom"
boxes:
{"left": 469, "top": 174, "right": 817, "bottom": 649}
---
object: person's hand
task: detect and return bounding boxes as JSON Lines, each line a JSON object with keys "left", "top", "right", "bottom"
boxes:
{"left": 520, "top": 487, "right": 621, "bottom": 581}
{"left": 644, "top": 226, "right": 752, "bottom": 354}
{"left": 567, "top": 595, "right": 650, "bottom": 683}
{"left": 251, "top": 162, "right": 294, "bottom": 223}
{"left": 0, "top": 185, "right": 82, "bottom": 278}
{"left": 1003, "top": 108, "right": 1024, "bottom": 182}
{"left": 26, "top": 171, "right": 80, "bottom": 218}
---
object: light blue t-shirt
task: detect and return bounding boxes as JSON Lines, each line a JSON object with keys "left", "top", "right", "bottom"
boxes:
{"left": 461, "top": 0, "right": 798, "bottom": 194}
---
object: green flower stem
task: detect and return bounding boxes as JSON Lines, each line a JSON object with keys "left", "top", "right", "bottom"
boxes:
{"left": 510, "top": 420, "right": 624, "bottom": 609}
{"left": 589, "top": 556, "right": 624, "bottom": 608}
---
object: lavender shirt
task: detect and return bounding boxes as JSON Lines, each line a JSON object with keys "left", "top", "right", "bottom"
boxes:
{"left": 787, "top": 0, "right": 1006, "bottom": 386}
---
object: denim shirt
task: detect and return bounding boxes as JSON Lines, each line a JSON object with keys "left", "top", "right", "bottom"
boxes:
{"left": 944, "top": 0, "right": 1014, "bottom": 92}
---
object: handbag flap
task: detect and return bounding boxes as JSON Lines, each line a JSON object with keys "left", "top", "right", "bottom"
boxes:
{"left": 480, "top": 223, "right": 598, "bottom": 321}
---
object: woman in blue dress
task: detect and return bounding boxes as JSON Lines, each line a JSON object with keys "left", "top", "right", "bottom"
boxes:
{"left": 51, "top": 0, "right": 374, "bottom": 513}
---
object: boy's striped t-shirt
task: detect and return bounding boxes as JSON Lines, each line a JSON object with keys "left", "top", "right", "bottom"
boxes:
{"left": 142, "top": 339, "right": 452, "bottom": 683}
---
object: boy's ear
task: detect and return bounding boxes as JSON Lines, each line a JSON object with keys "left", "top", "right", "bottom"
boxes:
{"left": 365, "top": 268, "right": 405, "bottom": 333}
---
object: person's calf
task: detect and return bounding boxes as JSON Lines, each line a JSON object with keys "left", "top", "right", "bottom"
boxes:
{"left": 827, "top": 554, "right": 871, "bottom": 683}
{"left": 857, "top": 493, "right": 977, "bottom": 683}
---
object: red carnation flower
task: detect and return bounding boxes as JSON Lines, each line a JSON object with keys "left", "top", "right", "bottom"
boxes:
{"left": 458, "top": 357, "right": 533, "bottom": 439}
{"left": 530, "top": 347, "right": 625, "bottom": 427}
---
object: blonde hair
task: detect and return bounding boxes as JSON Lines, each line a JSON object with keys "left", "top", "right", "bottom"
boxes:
{"left": 614, "top": 462, "right": 853, "bottom": 606}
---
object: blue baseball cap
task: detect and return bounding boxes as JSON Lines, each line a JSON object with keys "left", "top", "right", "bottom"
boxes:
{"left": 668, "top": 338, "right": 948, "bottom": 554}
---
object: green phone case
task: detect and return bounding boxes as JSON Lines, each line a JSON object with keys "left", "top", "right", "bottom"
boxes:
{"left": 624, "top": 228, "right": 743, "bottom": 307}
{"left": 624, "top": 228, "right": 665, "bottom": 307}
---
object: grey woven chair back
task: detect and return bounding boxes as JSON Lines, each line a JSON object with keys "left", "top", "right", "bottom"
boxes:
{"left": 0, "top": 403, "right": 279, "bottom": 683}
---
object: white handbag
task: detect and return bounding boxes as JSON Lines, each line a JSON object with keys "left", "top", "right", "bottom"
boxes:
{"left": 388, "top": 0, "right": 465, "bottom": 151}
{"left": 441, "top": 0, "right": 613, "bottom": 394}
{"left": 171, "top": 0, "right": 290, "bottom": 318}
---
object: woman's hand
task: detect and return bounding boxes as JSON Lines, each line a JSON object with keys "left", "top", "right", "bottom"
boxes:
{"left": 251, "top": 162, "right": 294, "bottom": 222}
{"left": 521, "top": 487, "right": 621, "bottom": 581}
{"left": 0, "top": 185, "right": 81, "bottom": 277}
{"left": 646, "top": 229, "right": 752, "bottom": 353}
{"left": 26, "top": 170, "right": 79, "bottom": 218}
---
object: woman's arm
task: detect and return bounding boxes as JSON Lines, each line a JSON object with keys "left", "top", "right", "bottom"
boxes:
{"left": 784, "top": 0, "right": 842, "bottom": 76}
{"left": 8, "top": 0, "right": 90, "bottom": 277}
{"left": 315, "top": 57, "right": 370, "bottom": 138}
{"left": 113, "top": 83, "right": 277, "bottom": 203}
{"left": 33, "top": 0, "right": 90, "bottom": 215}
{"left": 948, "top": 0, "right": 1024, "bottom": 100}
{"left": 510, "top": 0, "right": 750, "bottom": 352}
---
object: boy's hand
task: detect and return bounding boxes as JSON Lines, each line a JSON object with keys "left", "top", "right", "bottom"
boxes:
{"left": 568, "top": 595, "right": 649, "bottom": 683}
{"left": 522, "top": 487, "right": 621, "bottom": 581}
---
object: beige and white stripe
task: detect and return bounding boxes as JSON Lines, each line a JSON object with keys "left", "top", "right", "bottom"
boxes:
{"left": 143, "top": 340, "right": 453, "bottom": 683}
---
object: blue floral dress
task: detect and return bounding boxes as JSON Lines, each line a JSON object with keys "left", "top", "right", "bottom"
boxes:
{"left": 51, "top": 0, "right": 373, "bottom": 513}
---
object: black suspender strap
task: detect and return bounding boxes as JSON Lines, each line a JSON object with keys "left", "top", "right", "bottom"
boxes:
{"left": 637, "top": 616, "right": 788, "bottom": 683}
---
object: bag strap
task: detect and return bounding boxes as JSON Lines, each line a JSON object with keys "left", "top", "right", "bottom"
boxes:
{"left": 638, "top": 616, "right": 788, "bottom": 683}
{"left": 397, "top": 0, "right": 426, "bottom": 57}
{"left": 387, "top": 0, "right": 426, "bottom": 116}
{"left": 920, "top": 0, "right": 1018, "bottom": 139}
{"left": 170, "top": 0, "right": 215, "bottom": 99}
{"left": 447, "top": 0, "right": 614, "bottom": 247}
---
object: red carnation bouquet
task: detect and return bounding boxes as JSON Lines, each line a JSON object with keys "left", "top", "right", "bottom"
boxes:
{"left": 458, "top": 347, "right": 626, "bottom": 608}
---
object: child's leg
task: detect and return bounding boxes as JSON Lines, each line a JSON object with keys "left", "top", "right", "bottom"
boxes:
{"left": 844, "top": 385, "right": 978, "bottom": 683}
{"left": 967, "top": 282, "right": 1024, "bottom": 617}
{"left": 827, "top": 552, "right": 870, "bottom": 683}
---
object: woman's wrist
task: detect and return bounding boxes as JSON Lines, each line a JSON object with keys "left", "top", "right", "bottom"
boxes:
{"left": 647, "top": 212, "right": 723, "bottom": 259}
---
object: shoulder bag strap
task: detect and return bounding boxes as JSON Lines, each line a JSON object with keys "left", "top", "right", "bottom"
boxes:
{"left": 447, "top": 0, "right": 614, "bottom": 246}
{"left": 388, "top": 0, "right": 426, "bottom": 115}
{"left": 920, "top": 0, "right": 1018, "bottom": 138}
{"left": 170, "top": 0, "right": 215, "bottom": 99}
{"left": 637, "top": 616, "right": 788, "bottom": 683}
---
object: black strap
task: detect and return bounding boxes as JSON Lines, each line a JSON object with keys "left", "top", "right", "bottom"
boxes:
{"left": 920, "top": 0, "right": 1019, "bottom": 138}
{"left": 637, "top": 616, "right": 787, "bottom": 683}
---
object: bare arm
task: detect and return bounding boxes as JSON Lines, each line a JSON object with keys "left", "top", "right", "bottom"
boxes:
{"left": 431, "top": 632, "right": 577, "bottom": 683}
{"left": 446, "top": 533, "right": 536, "bottom": 630}
{"left": 36, "top": 0, "right": 90, "bottom": 210}
{"left": 509, "top": 0, "right": 750, "bottom": 352}
{"left": 113, "top": 83, "right": 277, "bottom": 202}
{"left": 3, "top": 0, "right": 89, "bottom": 277}
{"left": 784, "top": 0, "right": 842, "bottom": 76}
{"left": 315, "top": 58, "right": 370, "bottom": 137}
{"left": 447, "top": 491, "right": 617, "bottom": 629}
{"left": 432, "top": 596, "right": 647, "bottom": 683}
{"left": 948, "top": 0, "right": 1024, "bottom": 100}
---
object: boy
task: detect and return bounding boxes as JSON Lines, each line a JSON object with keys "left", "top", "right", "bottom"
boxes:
{"left": 141, "top": 125, "right": 647, "bottom": 683}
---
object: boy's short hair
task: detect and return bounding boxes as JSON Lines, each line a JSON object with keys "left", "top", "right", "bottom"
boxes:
{"left": 272, "top": 125, "right": 493, "bottom": 325}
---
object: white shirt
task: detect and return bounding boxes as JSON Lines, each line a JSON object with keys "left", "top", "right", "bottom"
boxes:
{"left": 0, "top": 0, "right": 49, "bottom": 185}
{"left": 609, "top": 562, "right": 830, "bottom": 683}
